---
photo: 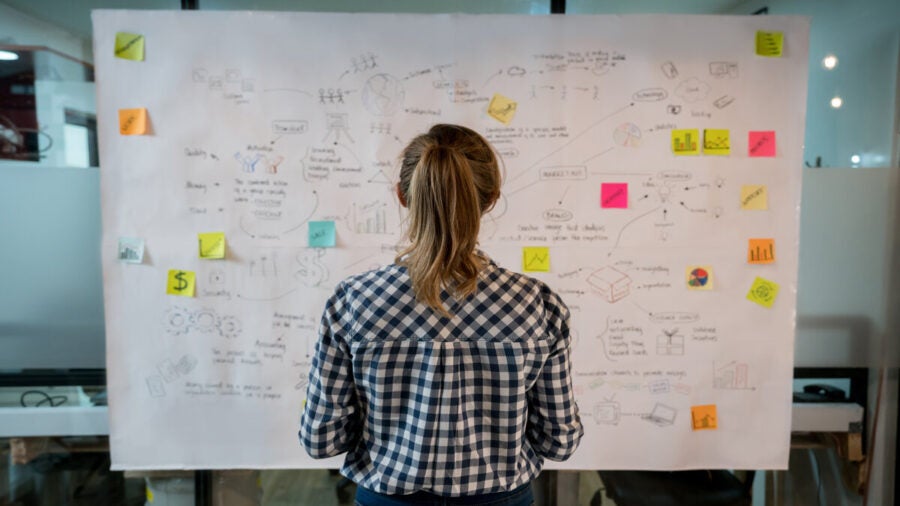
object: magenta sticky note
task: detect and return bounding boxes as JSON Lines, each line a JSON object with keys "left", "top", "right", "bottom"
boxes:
{"left": 601, "top": 183, "right": 628, "bottom": 208}
{"left": 749, "top": 131, "right": 776, "bottom": 157}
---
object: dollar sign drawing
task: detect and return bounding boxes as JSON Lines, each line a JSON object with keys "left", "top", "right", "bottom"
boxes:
{"left": 173, "top": 271, "right": 189, "bottom": 292}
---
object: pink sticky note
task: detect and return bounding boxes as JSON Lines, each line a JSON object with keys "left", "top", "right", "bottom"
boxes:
{"left": 601, "top": 183, "right": 628, "bottom": 208}
{"left": 749, "top": 131, "right": 776, "bottom": 157}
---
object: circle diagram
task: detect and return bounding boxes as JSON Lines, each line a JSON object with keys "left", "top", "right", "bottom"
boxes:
{"left": 613, "top": 123, "right": 642, "bottom": 147}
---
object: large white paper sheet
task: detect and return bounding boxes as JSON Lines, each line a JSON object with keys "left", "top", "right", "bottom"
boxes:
{"left": 94, "top": 11, "right": 809, "bottom": 470}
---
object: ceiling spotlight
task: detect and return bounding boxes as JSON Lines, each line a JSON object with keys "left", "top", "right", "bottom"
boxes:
{"left": 830, "top": 96, "right": 843, "bottom": 109}
{"left": 0, "top": 50, "right": 19, "bottom": 61}
{"left": 822, "top": 54, "right": 838, "bottom": 70}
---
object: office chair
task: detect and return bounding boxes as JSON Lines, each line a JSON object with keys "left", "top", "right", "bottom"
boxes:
{"left": 593, "top": 470, "right": 755, "bottom": 506}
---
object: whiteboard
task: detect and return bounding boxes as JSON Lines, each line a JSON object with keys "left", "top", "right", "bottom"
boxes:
{"left": 93, "top": 11, "right": 809, "bottom": 470}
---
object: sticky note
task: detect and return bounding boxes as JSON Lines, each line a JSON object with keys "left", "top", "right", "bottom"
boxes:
{"left": 114, "top": 32, "right": 145, "bottom": 61}
{"left": 601, "top": 183, "right": 628, "bottom": 208}
{"left": 198, "top": 232, "right": 226, "bottom": 259}
{"left": 119, "top": 108, "right": 148, "bottom": 135}
{"left": 756, "top": 31, "right": 784, "bottom": 57}
{"left": 308, "top": 221, "right": 336, "bottom": 248}
{"left": 522, "top": 246, "right": 550, "bottom": 272}
{"left": 749, "top": 131, "right": 776, "bottom": 157}
{"left": 117, "top": 237, "right": 145, "bottom": 264}
{"left": 740, "top": 185, "right": 768, "bottom": 210}
{"left": 686, "top": 266, "right": 713, "bottom": 290}
{"left": 748, "top": 238, "right": 775, "bottom": 264}
{"left": 691, "top": 405, "right": 718, "bottom": 430}
{"left": 671, "top": 129, "right": 699, "bottom": 155}
{"left": 166, "top": 269, "right": 195, "bottom": 297}
{"left": 487, "top": 93, "right": 517, "bottom": 125}
{"left": 746, "top": 276, "right": 779, "bottom": 308}
{"left": 703, "top": 129, "right": 730, "bottom": 155}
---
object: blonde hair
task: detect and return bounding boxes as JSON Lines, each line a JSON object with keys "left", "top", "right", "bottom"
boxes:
{"left": 396, "top": 124, "right": 501, "bottom": 316}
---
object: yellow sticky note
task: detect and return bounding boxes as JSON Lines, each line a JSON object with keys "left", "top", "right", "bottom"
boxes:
{"left": 703, "top": 129, "right": 730, "bottom": 155}
{"left": 748, "top": 238, "right": 775, "bottom": 264}
{"left": 671, "top": 129, "right": 700, "bottom": 155}
{"left": 691, "top": 405, "right": 718, "bottom": 430}
{"left": 522, "top": 246, "right": 550, "bottom": 272}
{"left": 686, "top": 266, "right": 713, "bottom": 290}
{"left": 746, "top": 276, "right": 779, "bottom": 308}
{"left": 198, "top": 232, "right": 226, "bottom": 259}
{"left": 756, "top": 31, "right": 784, "bottom": 57}
{"left": 166, "top": 269, "right": 195, "bottom": 297}
{"left": 119, "top": 108, "right": 148, "bottom": 135}
{"left": 114, "top": 32, "right": 145, "bottom": 61}
{"left": 487, "top": 93, "right": 517, "bottom": 125}
{"left": 740, "top": 185, "right": 768, "bottom": 210}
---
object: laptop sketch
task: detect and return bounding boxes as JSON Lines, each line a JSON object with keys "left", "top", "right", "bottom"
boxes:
{"left": 643, "top": 403, "right": 677, "bottom": 426}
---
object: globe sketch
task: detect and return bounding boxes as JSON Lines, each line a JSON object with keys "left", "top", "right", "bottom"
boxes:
{"left": 362, "top": 73, "right": 405, "bottom": 116}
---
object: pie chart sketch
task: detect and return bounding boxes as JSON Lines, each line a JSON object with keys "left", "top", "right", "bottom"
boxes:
{"left": 613, "top": 122, "right": 642, "bottom": 147}
{"left": 362, "top": 73, "right": 405, "bottom": 116}
{"left": 688, "top": 267, "right": 710, "bottom": 288}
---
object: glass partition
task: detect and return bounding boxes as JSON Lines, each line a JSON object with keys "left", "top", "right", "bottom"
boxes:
{"left": 0, "top": 1, "right": 896, "bottom": 505}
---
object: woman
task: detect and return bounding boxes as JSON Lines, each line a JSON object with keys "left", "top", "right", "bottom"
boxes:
{"left": 300, "top": 124, "right": 582, "bottom": 506}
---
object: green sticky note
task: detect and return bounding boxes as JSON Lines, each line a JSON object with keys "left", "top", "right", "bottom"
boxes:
{"left": 522, "top": 246, "right": 550, "bottom": 272}
{"left": 746, "top": 276, "right": 779, "bottom": 308}
{"left": 198, "top": 232, "right": 226, "bottom": 259}
{"left": 308, "top": 221, "right": 336, "bottom": 248}
{"left": 755, "top": 31, "right": 783, "bottom": 57}
{"left": 115, "top": 32, "right": 145, "bottom": 61}
{"left": 166, "top": 270, "right": 195, "bottom": 297}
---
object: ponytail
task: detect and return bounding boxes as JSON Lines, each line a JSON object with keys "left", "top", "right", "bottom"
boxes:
{"left": 396, "top": 125, "right": 501, "bottom": 316}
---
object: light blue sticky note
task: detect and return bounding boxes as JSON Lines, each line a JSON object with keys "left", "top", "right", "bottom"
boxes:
{"left": 308, "top": 221, "right": 336, "bottom": 247}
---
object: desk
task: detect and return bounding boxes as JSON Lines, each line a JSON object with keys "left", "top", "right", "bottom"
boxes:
{"left": 792, "top": 402, "right": 864, "bottom": 433}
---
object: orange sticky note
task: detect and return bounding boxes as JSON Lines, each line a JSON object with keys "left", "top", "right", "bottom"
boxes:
{"left": 748, "top": 239, "right": 775, "bottom": 264}
{"left": 691, "top": 405, "right": 718, "bottom": 430}
{"left": 119, "top": 108, "right": 147, "bottom": 135}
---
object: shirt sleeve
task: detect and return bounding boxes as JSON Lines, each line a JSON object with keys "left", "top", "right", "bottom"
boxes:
{"left": 525, "top": 285, "right": 584, "bottom": 461}
{"left": 299, "top": 283, "right": 362, "bottom": 458}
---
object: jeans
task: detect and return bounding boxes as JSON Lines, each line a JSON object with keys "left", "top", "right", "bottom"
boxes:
{"left": 354, "top": 482, "right": 535, "bottom": 506}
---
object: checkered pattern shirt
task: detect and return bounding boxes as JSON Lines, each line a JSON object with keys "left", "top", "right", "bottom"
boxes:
{"left": 299, "top": 254, "right": 583, "bottom": 496}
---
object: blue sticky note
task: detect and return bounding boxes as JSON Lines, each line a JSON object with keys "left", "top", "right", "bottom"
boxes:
{"left": 308, "top": 221, "right": 336, "bottom": 247}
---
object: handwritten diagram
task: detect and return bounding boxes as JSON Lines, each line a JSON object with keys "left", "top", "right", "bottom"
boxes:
{"left": 96, "top": 11, "right": 807, "bottom": 470}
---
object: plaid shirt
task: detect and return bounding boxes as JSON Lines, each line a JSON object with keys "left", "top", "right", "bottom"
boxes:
{"left": 299, "top": 254, "right": 583, "bottom": 496}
